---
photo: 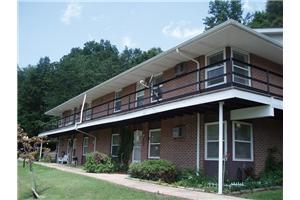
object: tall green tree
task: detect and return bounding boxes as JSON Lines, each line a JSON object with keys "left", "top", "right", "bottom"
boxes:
{"left": 203, "top": 0, "right": 244, "bottom": 30}
{"left": 18, "top": 40, "right": 162, "bottom": 136}
{"left": 247, "top": 0, "right": 283, "bottom": 28}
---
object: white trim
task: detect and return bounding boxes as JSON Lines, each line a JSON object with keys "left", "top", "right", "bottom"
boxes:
{"left": 82, "top": 137, "right": 89, "bottom": 156}
{"left": 205, "top": 121, "right": 227, "bottom": 161}
{"left": 232, "top": 121, "right": 254, "bottom": 162}
{"left": 231, "top": 48, "right": 251, "bottom": 87}
{"left": 148, "top": 128, "right": 161, "bottom": 159}
{"left": 114, "top": 89, "right": 122, "bottom": 113}
{"left": 196, "top": 113, "right": 200, "bottom": 172}
{"left": 111, "top": 133, "right": 120, "bottom": 157}
{"left": 132, "top": 130, "right": 142, "bottom": 163}
{"left": 39, "top": 88, "right": 283, "bottom": 137}
{"left": 230, "top": 105, "right": 274, "bottom": 120}
{"left": 205, "top": 48, "right": 227, "bottom": 88}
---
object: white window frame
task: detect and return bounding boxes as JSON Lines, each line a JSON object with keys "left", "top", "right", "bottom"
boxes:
{"left": 232, "top": 121, "right": 254, "bottom": 162}
{"left": 114, "top": 89, "right": 122, "bottom": 113}
{"left": 82, "top": 137, "right": 89, "bottom": 156}
{"left": 65, "top": 111, "right": 74, "bottom": 126}
{"left": 205, "top": 48, "right": 227, "bottom": 88}
{"left": 135, "top": 82, "right": 145, "bottom": 107}
{"left": 231, "top": 48, "right": 251, "bottom": 87}
{"left": 111, "top": 133, "right": 120, "bottom": 157}
{"left": 85, "top": 103, "right": 92, "bottom": 121}
{"left": 148, "top": 128, "right": 161, "bottom": 159}
{"left": 151, "top": 73, "right": 163, "bottom": 103}
{"left": 132, "top": 130, "right": 143, "bottom": 163}
{"left": 205, "top": 121, "right": 227, "bottom": 161}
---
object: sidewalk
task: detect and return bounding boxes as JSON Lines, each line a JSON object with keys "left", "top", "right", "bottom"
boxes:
{"left": 36, "top": 162, "right": 244, "bottom": 200}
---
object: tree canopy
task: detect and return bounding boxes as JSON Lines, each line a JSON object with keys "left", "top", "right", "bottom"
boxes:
{"left": 18, "top": 40, "right": 162, "bottom": 136}
{"left": 247, "top": 0, "right": 283, "bottom": 28}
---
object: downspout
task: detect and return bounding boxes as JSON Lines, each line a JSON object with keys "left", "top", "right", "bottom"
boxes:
{"left": 196, "top": 112, "right": 200, "bottom": 174}
{"left": 176, "top": 48, "right": 200, "bottom": 91}
{"left": 75, "top": 94, "right": 97, "bottom": 152}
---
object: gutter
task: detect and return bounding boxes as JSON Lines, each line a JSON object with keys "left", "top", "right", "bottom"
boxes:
{"left": 74, "top": 93, "right": 96, "bottom": 152}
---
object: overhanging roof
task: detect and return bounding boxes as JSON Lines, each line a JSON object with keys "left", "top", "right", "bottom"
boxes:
{"left": 45, "top": 20, "right": 283, "bottom": 116}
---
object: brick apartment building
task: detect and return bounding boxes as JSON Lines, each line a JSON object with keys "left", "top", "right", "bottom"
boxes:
{"left": 39, "top": 20, "right": 282, "bottom": 189}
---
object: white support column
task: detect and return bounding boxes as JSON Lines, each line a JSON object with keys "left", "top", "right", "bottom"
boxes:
{"left": 39, "top": 142, "right": 43, "bottom": 161}
{"left": 196, "top": 112, "right": 200, "bottom": 173}
{"left": 218, "top": 101, "right": 224, "bottom": 194}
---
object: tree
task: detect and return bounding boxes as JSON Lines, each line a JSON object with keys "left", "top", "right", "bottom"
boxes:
{"left": 203, "top": 0, "right": 244, "bottom": 30}
{"left": 18, "top": 125, "right": 49, "bottom": 198}
{"left": 247, "top": 0, "right": 283, "bottom": 28}
{"left": 18, "top": 40, "right": 163, "bottom": 136}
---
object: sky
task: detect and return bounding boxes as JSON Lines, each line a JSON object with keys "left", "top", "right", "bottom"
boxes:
{"left": 18, "top": 0, "right": 267, "bottom": 68}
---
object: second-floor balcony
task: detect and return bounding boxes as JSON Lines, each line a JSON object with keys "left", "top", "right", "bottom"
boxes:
{"left": 43, "top": 57, "right": 283, "bottom": 132}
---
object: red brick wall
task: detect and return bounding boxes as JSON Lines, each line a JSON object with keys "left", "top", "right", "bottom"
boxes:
{"left": 252, "top": 118, "right": 283, "bottom": 174}
{"left": 160, "top": 114, "right": 197, "bottom": 169}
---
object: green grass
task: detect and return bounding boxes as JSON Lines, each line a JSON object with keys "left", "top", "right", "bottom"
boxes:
{"left": 242, "top": 189, "right": 283, "bottom": 200}
{"left": 18, "top": 162, "right": 179, "bottom": 200}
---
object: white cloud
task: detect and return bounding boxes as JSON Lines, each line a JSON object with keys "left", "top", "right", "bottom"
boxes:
{"left": 162, "top": 21, "right": 203, "bottom": 39}
{"left": 242, "top": 0, "right": 266, "bottom": 13}
{"left": 121, "top": 36, "right": 137, "bottom": 48}
{"left": 61, "top": 1, "right": 82, "bottom": 25}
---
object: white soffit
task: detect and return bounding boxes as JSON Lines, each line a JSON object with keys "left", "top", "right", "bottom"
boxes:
{"left": 45, "top": 20, "right": 282, "bottom": 116}
{"left": 230, "top": 105, "right": 274, "bottom": 120}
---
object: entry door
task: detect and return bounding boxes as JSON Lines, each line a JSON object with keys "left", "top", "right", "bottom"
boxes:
{"left": 132, "top": 130, "right": 142, "bottom": 163}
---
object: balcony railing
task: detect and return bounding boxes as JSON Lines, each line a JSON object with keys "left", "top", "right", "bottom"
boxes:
{"left": 43, "top": 57, "right": 283, "bottom": 132}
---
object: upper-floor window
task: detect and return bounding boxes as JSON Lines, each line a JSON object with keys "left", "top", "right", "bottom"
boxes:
{"left": 84, "top": 103, "right": 92, "bottom": 121}
{"left": 175, "top": 63, "right": 186, "bottom": 76}
{"left": 114, "top": 89, "right": 122, "bottom": 112}
{"left": 136, "top": 82, "right": 145, "bottom": 108}
{"left": 205, "top": 50, "right": 226, "bottom": 88}
{"left": 151, "top": 74, "right": 163, "bottom": 103}
{"left": 232, "top": 49, "right": 251, "bottom": 86}
{"left": 65, "top": 111, "right": 74, "bottom": 126}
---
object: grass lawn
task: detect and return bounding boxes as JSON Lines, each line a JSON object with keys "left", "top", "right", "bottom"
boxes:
{"left": 241, "top": 189, "right": 283, "bottom": 200}
{"left": 18, "top": 162, "right": 179, "bottom": 200}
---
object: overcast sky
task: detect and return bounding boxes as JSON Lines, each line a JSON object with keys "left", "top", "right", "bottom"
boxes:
{"left": 18, "top": 0, "right": 266, "bottom": 68}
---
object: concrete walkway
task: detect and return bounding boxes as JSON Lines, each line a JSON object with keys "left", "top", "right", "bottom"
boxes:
{"left": 36, "top": 162, "right": 244, "bottom": 200}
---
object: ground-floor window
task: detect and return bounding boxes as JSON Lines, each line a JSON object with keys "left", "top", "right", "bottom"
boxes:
{"left": 205, "top": 121, "right": 227, "bottom": 160}
{"left": 83, "top": 137, "right": 89, "bottom": 156}
{"left": 232, "top": 121, "right": 253, "bottom": 161}
{"left": 111, "top": 134, "right": 120, "bottom": 157}
{"left": 148, "top": 129, "right": 161, "bottom": 159}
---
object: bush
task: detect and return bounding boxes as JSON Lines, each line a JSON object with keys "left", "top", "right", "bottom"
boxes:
{"left": 84, "top": 151, "right": 116, "bottom": 173}
{"left": 42, "top": 155, "right": 52, "bottom": 163}
{"left": 174, "top": 169, "right": 210, "bottom": 188}
{"left": 129, "top": 160, "right": 177, "bottom": 183}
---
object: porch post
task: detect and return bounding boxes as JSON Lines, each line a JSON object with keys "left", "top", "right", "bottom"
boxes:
{"left": 39, "top": 142, "right": 43, "bottom": 161}
{"left": 196, "top": 112, "right": 200, "bottom": 173}
{"left": 218, "top": 101, "right": 224, "bottom": 194}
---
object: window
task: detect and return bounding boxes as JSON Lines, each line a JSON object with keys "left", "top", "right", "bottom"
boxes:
{"left": 83, "top": 137, "right": 89, "bottom": 156}
{"left": 114, "top": 90, "right": 122, "bottom": 112}
{"left": 205, "top": 121, "right": 227, "bottom": 160}
{"left": 232, "top": 121, "right": 253, "bottom": 161}
{"left": 65, "top": 113, "right": 74, "bottom": 126}
{"left": 148, "top": 129, "right": 161, "bottom": 159}
{"left": 135, "top": 82, "right": 145, "bottom": 107}
{"left": 205, "top": 51, "right": 226, "bottom": 88}
{"left": 232, "top": 50, "right": 250, "bottom": 86}
{"left": 172, "top": 126, "right": 185, "bottom": 138}
{"left": 58, "top": 118, "right": 64, "bottom": 127}
{"left": 84, "top": 103, "right": 92, "bottom": 121}
{"left": 175, "top": 63, "right": 185, "bottom": 76}
{"left": 151, "top": 74, "right": 163, "bottom": 102}
{"left": 111, "top": 134, "right": 120, "bottom": 157}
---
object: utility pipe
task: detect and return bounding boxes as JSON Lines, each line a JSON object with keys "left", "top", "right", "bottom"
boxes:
{"left": 196, "top": 112, "right": 200, "bottom": 173}
{"left": 176, "top": 48, "right": 200, "bottom": 91}
{"left": 75, "top": 93, "right": 97, "bottom": 152}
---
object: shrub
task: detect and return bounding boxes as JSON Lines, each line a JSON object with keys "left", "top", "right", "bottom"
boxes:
{"left": 129, "top": 160, "right": 177, "bottom": 183}
{"left": 174, "top": 169, "right": 210, "bottom": 188}
{"left": 42, "top": 155, "right": 52, "bottom": 163}
{"left": 84, "top": 151, "right": 116, "bottom": 173}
